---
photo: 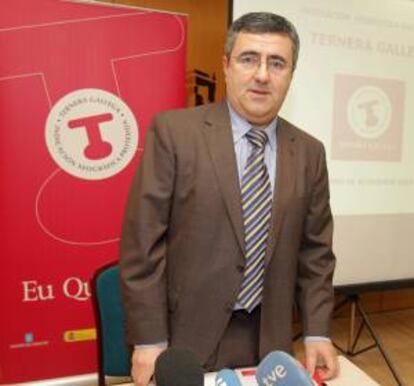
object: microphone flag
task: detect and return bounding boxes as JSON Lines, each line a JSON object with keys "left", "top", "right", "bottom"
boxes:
{"left": 256, "top": 351, "right": 315, "bottom": 386}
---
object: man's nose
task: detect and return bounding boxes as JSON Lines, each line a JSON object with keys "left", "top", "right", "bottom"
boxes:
{"left": 254, "top": 60, "right": 270, "bottom": 83}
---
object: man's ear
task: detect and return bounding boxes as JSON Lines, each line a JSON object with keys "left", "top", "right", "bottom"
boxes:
{"left": 222, "top": 55, "right": 229, "bottom": 77}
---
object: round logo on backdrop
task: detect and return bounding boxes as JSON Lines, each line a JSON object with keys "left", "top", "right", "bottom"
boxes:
{"left": 347, "top": 85, "right": 392, "bottom": 140}
{"left": 45, "top": 88, "right": 138, "bottom": 180}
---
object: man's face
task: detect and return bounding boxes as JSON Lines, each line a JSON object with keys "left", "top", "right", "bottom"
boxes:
{"left": 223, "top": 32, "right": 294, "bottom": 127}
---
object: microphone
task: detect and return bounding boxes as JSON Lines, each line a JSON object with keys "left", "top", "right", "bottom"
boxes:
{"left": 154, "top": 347, "right": 204, "bottom": 386}
{"left": 256, "top": 351, "right": 319, "bottom": 386}
{"left": 215, "top": 368, "right": 242, "bottom": 386}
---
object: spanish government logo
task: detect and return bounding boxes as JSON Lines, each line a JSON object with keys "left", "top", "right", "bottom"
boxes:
{"left": 45, "top": 88, "right": 138, "bottom": 180}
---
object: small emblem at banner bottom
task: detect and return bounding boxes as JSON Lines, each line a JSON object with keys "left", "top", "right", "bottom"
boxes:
{"left": 63, "top": 328, "right": 97, "bottom": 342}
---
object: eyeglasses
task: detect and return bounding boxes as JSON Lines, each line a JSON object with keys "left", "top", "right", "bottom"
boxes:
{"left": 232, "top": 52, "right": 291, "bottom": 75}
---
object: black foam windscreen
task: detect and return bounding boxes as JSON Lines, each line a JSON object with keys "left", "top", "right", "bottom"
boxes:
{"left": 154, "top": 347, "right": 204, "bottom": 386}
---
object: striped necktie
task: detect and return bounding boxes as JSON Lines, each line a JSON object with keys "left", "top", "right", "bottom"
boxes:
{"left": 237, "top": 128, "right": 273, "bottom": 312}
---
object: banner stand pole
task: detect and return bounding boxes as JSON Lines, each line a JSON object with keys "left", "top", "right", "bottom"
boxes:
{"left": 334, "top": 294, "right": 405, "bottom": 386}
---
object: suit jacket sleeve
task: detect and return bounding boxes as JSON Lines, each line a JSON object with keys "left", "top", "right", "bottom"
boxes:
{"left": 119, "top": 113, "right": 174, "bottom": 345}
{"left": 296, "top": 143, "right": 336, "bottom": 338}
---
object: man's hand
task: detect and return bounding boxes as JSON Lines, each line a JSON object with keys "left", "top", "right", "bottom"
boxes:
{"left": 131, "top": 345, "right": 166, "bottom": 386}
{"left": 304, "top": 340, "right": 339, "bottom": 381}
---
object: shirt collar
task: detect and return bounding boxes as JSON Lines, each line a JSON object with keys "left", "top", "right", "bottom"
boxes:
{"left": 227, "top": 100, "right": 277, "bottom": 151}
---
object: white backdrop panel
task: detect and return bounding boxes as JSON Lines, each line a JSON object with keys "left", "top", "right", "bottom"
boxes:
{"left": 233, "top": 0, "right": 414, "bottom": 286}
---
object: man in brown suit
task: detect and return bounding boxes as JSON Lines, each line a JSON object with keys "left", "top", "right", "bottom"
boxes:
{"left": 120, "top": 12, "right": 337, "bottom": 386}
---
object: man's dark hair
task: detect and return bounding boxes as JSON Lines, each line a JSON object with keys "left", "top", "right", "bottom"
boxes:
{"left": 225, "top": 12, "right": 300, "bottom": 71}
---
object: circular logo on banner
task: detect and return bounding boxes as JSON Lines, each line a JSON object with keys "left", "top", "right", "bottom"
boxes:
{"left": 347, "top": 86, "right": 392, "bottom": 139}
{"left": 45, "top": 88, "right": 138, "bottom": 180}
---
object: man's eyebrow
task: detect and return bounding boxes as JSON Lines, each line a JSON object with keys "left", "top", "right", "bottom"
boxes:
{"left": 238, "top": 50, "right": 260, "bottom": 56}
{"left": 238, "top": 51, "right": 288, "bottom": 63}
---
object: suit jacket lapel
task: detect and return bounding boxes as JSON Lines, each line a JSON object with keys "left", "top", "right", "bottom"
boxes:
{"left": 265, "top": 118, "right": 297, "bottom": 265}
{"left": 200, "top": 104, "right": 297, "bottom": 261}
{"left": 201, "top": 102, "right": 245, "bottom": 255}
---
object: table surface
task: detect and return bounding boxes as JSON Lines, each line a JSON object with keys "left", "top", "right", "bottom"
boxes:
{"left": 125, "top": 355, "right": 380, "bottom": 386}
{"left": 203, "top": 356, "right": 379, "bottom": 386}
{"left": 325, "top": 356, "right": 380, "bottom": 386}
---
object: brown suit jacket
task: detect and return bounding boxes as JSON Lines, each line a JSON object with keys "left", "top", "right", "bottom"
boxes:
{"left": 120, "top": 101, "right": 335, "bottom": 365}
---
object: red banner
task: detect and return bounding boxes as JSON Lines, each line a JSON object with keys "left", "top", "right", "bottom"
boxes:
{"left": 0, "top": 0, "right": 186, "bottom": 383}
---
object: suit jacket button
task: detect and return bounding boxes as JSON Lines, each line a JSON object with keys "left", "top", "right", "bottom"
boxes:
{"left": 225, "top": 302, "right": 234, "bottom": 313}
{"left": 236, "top": 264, "right": 244, "bottom": 272}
